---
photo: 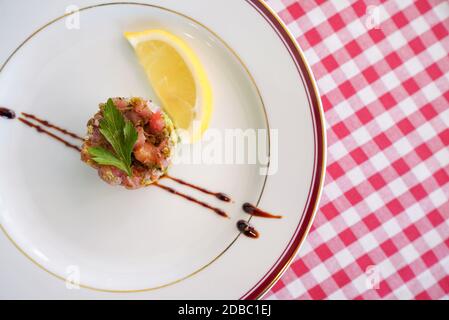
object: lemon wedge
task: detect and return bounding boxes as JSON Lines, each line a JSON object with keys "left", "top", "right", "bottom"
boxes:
{"left": 124, "top": 29, "right": 212, "bottom": 143}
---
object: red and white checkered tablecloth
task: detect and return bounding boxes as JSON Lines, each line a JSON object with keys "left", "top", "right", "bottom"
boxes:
{"left": 264, "top": 0, "right": 449, "bottom": 300}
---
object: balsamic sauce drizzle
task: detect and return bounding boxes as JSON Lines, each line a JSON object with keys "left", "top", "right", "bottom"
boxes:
{"left": 18, "top": 117, "right": 82, "bottom": 152}
{"left": 21, "top": 113, "right": 84, "bottom": 141}
{"left": 154, "top": 183, "right": 229, "bottom": 218}
{"left": 242, "top": 202, "right": 282, "bottom": 219}
{"left": 0, "top": 107, "right": 16, "bottom": 119}
{"left": 237, "top": 220, "right": 259, "bottom": 239}
{"left": 164, "top": 174, "right": 231, "bottom": 202}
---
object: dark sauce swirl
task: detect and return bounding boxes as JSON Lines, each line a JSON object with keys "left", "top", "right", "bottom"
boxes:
{"left": 0, "top": 107, "right": 16, "bottom": 119}
{"left": 155, "top": 183, "right": 228, "bottom": 218}
{"left": 164, "top": 174, "right": 231, "bottom": 202}
{"left": 21, "top": 113, "right": 83, "bottom": 141}
{"left": 18, "top": 117, "right": 82, "bottom": 152}
{"left": 242, "top": 203, "right": 282, "bottom": 219}
{"left": 237, "top": 220, "right": 259, "bottom": 239}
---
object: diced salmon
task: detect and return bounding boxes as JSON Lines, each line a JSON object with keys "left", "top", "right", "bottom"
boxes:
{"left": 148, "top": 110, "right": 165, "bottom": 134}
{"left": 112, "top": 98, "right": 129, "bottom": 111}
{"left": 134, "top": 142, "right": 161, "bottom": 165}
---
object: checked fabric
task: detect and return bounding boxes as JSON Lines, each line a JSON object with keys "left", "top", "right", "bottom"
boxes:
{"left": 264, "top": 0, "right": 449, "bottom": 300}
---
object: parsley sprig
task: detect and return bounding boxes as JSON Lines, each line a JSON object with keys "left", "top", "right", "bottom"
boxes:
{"left": 88, "top": 99, "right": 138, "bottom": 177}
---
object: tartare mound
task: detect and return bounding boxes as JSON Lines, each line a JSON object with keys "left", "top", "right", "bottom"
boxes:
{"left": 81, "top": 97, "right": 177, "bottom": 189}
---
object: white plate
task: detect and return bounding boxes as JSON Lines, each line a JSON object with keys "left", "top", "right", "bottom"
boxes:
{"left": 0, "top": 0, "right": 325, "bottom": 299}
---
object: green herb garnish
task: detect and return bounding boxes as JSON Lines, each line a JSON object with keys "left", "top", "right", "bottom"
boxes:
{"left": 88, "top": 98, "right": 138, "bottom": 176}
